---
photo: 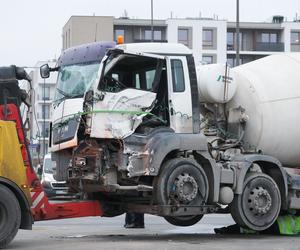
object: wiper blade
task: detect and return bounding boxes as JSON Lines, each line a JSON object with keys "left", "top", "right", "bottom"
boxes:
{"left": 53, "top": 93, "right": 83, "bottom": 108}
{"left": 53, "top": 96, "right": 67, "bottom": 107}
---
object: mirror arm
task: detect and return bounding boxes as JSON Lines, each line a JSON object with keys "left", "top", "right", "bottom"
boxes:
{"left": 50, "top": 66, "right": 59, "bottom": 72}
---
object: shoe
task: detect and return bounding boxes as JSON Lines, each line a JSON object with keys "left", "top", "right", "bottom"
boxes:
{"left": 214, "top": 224, "right": 241, "bottom": 234}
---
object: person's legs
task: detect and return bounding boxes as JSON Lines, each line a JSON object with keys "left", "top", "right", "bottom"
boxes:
{"left": 124, "top": 213, "right": 145, "bottom": 228}
{"left": 134, "top": 213, "right": 144, "bottom": 227}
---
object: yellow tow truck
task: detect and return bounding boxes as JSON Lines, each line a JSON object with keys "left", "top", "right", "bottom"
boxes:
{"left": 0, "top": 66, "right": 102, "bottom": 249}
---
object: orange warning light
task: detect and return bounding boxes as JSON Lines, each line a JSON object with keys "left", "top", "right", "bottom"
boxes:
{"left": 117, "top": 35, "right": 124, "bottom": 44}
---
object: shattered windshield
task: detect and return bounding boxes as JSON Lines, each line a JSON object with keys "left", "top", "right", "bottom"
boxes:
{"left": 54, "top": 62, "right": 100, "bottom": 103}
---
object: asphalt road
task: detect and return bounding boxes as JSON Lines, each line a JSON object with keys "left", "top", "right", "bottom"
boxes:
{"left": 9, "top": 214, "right": 300, "bottom": 250}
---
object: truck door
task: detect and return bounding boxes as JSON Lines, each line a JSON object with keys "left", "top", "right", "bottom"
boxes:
{"left": 167, "top": 56, "right": 193, "bottom": 133}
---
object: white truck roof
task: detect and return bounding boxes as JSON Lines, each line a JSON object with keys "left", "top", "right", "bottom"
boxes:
{"left": 116, "top": 43, "right": 192, "bottom": 56}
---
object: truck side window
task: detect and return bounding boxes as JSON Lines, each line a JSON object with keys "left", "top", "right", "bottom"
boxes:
{"left": 171, "top": 59, "right": 185, "bottom": 92}
{"left": 135, "top": 74, "right": 141, "bottom": 89}
{"left": 146, "top": 70, "right": 155, "bottom": 90}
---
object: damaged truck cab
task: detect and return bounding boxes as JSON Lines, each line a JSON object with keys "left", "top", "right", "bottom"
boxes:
{"left": 44, "top": 42, "right": 291, "bottom": 230}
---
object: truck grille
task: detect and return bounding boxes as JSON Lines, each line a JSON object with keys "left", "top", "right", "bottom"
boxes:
{"left": 51, "top": 182, "right": 67, "bottom": 189}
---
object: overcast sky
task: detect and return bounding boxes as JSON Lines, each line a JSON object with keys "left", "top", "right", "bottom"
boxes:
{"left": 0, "top": 0, "right": 299, "bottom": 67}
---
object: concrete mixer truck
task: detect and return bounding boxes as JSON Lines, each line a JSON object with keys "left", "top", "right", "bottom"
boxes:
{"left": 40, "top": 41, "right": 300, "bottom": 232}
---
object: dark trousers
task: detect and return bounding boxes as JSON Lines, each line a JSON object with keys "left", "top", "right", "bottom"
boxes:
{"left": 125, "top": 213, "right": 144, "bottom": 227}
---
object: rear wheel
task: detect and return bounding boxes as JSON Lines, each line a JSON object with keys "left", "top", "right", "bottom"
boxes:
{"left": 154, "top": 158, "right": 209, "bottom": 227}
{"left": 230, "top": 173, "right": 281, "bottom": 231}
{"left": 0, "top": 184, "right": 21, "bottom": 249}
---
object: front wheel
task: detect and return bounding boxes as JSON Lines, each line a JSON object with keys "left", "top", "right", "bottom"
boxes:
{"left": 0, "top": 184, "right": 21, "bottom": 249}
{"left": 164, "top": 214, "right": 204, "bottom": 227}
{"left": 153, "top": 158, "right": 209, "bottom": 227}
{"left": 230, "top": 173, "right": 281, "bottom": 231}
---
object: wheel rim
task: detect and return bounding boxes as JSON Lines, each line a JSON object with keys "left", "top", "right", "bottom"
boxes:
{"left": 173, "top": 172, "right": 199, "bottom": 204}
{"left": 248, "top": 186, "right": 272, "bottom": 215}
{"left": 166, "top": 165, "right": 207, "bottom": 206}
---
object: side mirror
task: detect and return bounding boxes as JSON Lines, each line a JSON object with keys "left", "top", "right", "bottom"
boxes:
{"left": 40, "top": 64, "right": 50, "bottom": 78}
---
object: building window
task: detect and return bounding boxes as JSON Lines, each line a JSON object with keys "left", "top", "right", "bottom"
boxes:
{"left": 291, "top": 32, "right": 300, "bottom": 44}
{"left": 202, "top": 56, "right": 213, "bottom": 64}
{"left": 40, "top": 122, "right": 50, "bottom": 138}
{"left": 178, "top": 28, "right": 189, "bottom": 47}
{"left": 227, "top": 58, "right": 235, "bottom": 67}
{"left": 227, "top": 57, "right": 245, "bottom": 67}
{"left": 154, "top": 30, "right": 162, "bottom": 40}
{"left": 41, "top": 86, "right": 50, "bottom": 100}
{"left": 261, "top": 33, "right": 277, "bottom": 43}
{"left": 203, "top": 29, "right": 213, "bottom": 46}
{"left": 144, "top": 30, "right": 162, "bottom": 41}
{"left": 171, "top": 59, "right": 185, "bottom": 92}
{"left": 227, "top": 32, "right": 234, "bottom": 50}
{"left": 145, "top": 30, "right": 152, "bottom": 40}
{"left": 115, "top": 29, "right": 125, "bottom": 40}
{"left": 227, "top": 32, "right": 243, "bottom": 50}
{"left": 42, "top": 105, "right": 50, "bottom": 119}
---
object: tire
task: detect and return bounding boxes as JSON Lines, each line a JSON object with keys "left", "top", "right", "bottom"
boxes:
{"left": 0, "top": 185, "right": 21, "bottom": 249}
{"left": 164, "top": 214, "right": 204, "bottom": 227}
{"left": 230, "top": 173, "right": 281, "bottom": 231}
{"left": 154, "top": 158, "right": 209, "bottom": 227}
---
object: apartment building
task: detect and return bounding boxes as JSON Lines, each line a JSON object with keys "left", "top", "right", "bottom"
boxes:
{"left": 166, "top": 18, "right": 227, "bottom": 64}
{"left": 62, "top": 16, "right": 226, "bottom": 64}
{"left": 227, "top": 17, "right": 300, "bottom": 66}
{"left": 62, "top": 16, "right": 167, "bottom": 50}
{"left": 62, "top": 15, "right": 300, "bottom": 67}
{"left": 29, "top": 60, "right": 57, "bottom": 159}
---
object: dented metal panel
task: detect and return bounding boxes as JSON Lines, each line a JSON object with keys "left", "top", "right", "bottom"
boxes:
{"left": 90, "top": 89, "right": 156, "bottom": 139}
{"left": 124, "top": 128, "right": 209, "bottom": 177}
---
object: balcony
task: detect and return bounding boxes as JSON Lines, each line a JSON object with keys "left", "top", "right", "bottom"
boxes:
{"left": 291, "top": 44, "right": 300, "bottom": 52}
{"left": 227, "top": 42, "right": 284, "bottom": 52}
{"left": 255, "top": 42, "right": 284, "bottom": 52}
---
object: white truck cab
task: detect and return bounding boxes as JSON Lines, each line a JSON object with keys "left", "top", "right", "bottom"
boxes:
{"left": 40, "top": 42, "right": 294, "bottom": 232}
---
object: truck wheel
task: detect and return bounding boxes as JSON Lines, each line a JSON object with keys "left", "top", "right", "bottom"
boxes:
{"left": 230, "top": 173, "right": 281, "bottom": 231}
{"left": 154, "top": 158, "right": 209, "bottom": 227}
{"left": 0, "top": 185, "right": 21, "bottom": 249}
{"left": 164, "top": 214, "right": 204, "bottom": 227}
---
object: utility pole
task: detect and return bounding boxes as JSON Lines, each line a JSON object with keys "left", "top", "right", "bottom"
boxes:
{"left": 236, "top": 0, "right": 240, "bottom": 66}
{"left": 43, "top": 78, "right": 46, "bottom": 159}
{"left": 151, "top": 0, "right": 154, "bottom": 42}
